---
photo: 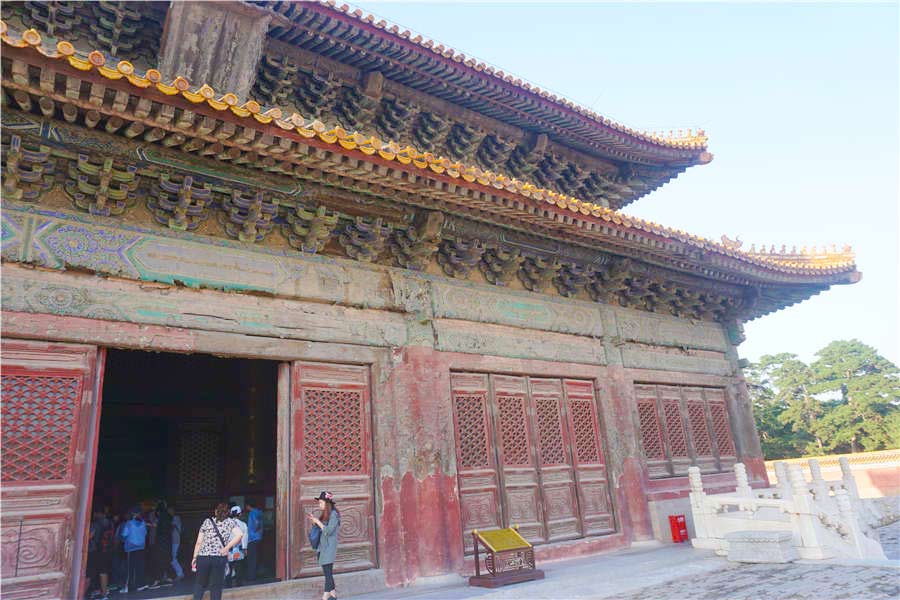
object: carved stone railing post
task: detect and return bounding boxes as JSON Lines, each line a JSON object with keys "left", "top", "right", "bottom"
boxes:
{"left": 773, "top": 461, "right": 791, "bottom": 499}
{"left": 734, "top": 462, "right": 752, "bottom": 497}
{"left": 788, "top": 464, "right": 827, "bottom": 559}
{"left": 807, "top": 459, "right": 830, "bottom": 503}
{"left": 838, "top": 457, "right": 861, "bottom": 501}
{"left": 688, "top": 466, "right": 711, "bottom": 541}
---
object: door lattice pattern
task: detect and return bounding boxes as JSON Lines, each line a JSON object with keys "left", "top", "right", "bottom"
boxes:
{"left": 178, "top": 430, "right": 221, "bottom": 497}
{"left": 570, "top": 399, "right": 600, "bottom": 464}
{"left": 536, "top": 397, "right": 566, "bottom": 465}
{"left": 1, "top": 374, "right": 81, "bottom": 482}
{"left": 687, "top": 402, "right": 713, "bottom": 456}
{"left": 663, "top": 400, "right": 688, "bottom": 458}
{"left": 709, "top": 403, "right": 735, "bottom": 456}
{"left": 303, "top": 388, "right": 363, "bottom": 473}
{"left": 636, "top": 399, "right": 664, "bottom": 460}
{"left": 497, "top": 395, "right": 530, "bottom": 465}
{"left": 454, "top": 394, "right": 490, "bottom": 469}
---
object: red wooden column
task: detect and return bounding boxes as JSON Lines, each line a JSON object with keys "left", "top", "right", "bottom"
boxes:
{"left": 377, "top": 346, "right": 463, "bottom": 587}
{"left": 603, "top": 365, "right": 654, "bottom": 541}
{"left": 0, "top": 339, "right": 105, "bottom": 600}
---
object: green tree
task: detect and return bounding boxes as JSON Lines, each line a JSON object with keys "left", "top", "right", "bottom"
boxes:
{"left": 807, "top": 340, "right": 900, "bottom": 453}
{"left": 746, "top": 355, "right": 805, "bottom": 458}
{"left": 747, "top": 340, "right": 900, "bottom": 458}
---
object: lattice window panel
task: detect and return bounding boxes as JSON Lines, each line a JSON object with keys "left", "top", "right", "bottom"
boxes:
{"left": 303, "top": 388, "right": 364, "bottom": 473}
{"left": 663, "top": 400, "right": 688, "bottom": 458}
{"left": 709, "top": 402, "right": 736, "bottom": 456}
{"left": 636, "top": 399, "right": 664, "bottom": 460}
{"left": 454, "top": 394, "right": 490, "bottom": 469}
{"left": 535, "top": 397, "right": 566, "bottom": 465}
{"left": 570, "top": 399, "right": 601, "bottom": 464}
{"left": 178, "top": 430, "right": 221, "bottom": 497}
{"left": 497, "top": 395, "right": 530, "bottom": 466}
{"left": 687, "top": 402, "right": 713, "bottom": 456}
{"left": 1, "top": 374, "right": 81, "bottom": 482}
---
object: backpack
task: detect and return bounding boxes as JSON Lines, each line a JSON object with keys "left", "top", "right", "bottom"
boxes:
{"left": 308, "top": 523, "right": 321, "bottom": 550}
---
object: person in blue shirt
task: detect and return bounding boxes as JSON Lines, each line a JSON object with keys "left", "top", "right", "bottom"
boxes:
{"left": 119, "top": 508, "right": 149, "bottom": 593}
{"left": 244, "top": 501, "right": 264, "bottom": 581}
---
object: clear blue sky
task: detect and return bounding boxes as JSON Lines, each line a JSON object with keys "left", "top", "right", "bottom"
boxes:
{"left": 356, "top": 1, "right": 899, "bottom": 366}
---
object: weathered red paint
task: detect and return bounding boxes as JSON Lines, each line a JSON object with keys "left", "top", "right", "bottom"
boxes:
{"left": 376, "top": 346, "right": 464, "bottom": 587}
{"left": 0, "top": 339, "right": 104, "bottom": 600}
{"left": 2, "top": 309, "right": 763, "bottom": 591}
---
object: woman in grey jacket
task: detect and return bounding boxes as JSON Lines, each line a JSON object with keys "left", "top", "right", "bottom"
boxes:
{"left": 307, "top": 491, "right": 340, "bottom": 600}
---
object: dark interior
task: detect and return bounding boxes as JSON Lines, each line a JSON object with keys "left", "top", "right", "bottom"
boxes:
{"left": 91, "top": 349, "right": 279, "bottom": 597}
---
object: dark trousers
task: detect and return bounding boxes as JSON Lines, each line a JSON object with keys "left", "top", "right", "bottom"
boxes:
{"left": 227, "top": 558, "right": 244, "bottom": 587}
{"left": 126, "top": 549, "right": 145, "bottom": 590}
{"left": 245, "top": 540, "right": 260, "bottom": 581}
{"left": 193, "top": 555, "right": 227, "bottom": 600}
{"left": 322, "top": 563, "right": 335, "bottom": 593}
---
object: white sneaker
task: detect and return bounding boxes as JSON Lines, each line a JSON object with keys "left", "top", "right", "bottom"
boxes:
{"left": 120, "top": 587, "right": 128, "bottom": 594}
{"left": 137, "top": 585, "right": 149, "bottom": 591}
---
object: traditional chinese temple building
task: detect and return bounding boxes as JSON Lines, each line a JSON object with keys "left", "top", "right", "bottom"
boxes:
{"left": 0, "top": 2, "right": 860, "bottom": 598}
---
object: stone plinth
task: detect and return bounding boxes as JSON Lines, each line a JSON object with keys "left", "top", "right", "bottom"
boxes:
{"left": 724, "top": 530, "right": 797, "bottom": 563}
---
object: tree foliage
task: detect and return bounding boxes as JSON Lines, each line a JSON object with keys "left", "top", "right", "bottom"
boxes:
{"left": 747, "top": 340, "right": 900, "bottom": 459}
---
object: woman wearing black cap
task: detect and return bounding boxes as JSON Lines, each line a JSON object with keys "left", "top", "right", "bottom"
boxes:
{"left": 307, "top": 491, "right": 340, "bottom": 600}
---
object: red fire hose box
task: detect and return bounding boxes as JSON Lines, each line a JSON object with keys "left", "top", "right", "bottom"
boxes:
{"left": 668, "top": 514, "right": 688, "bottom": 543}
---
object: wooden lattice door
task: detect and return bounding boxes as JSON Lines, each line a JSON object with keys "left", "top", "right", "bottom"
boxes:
{"left": 452, "top": 374, "right": 615, "bottom": 549}
{"left": 0, "top": 340, "right": 104, "bottom": 600}
{"left": 492, "top": 375, "right": 546, "bottom": 544}
{"left": 450, "top": 373, "right": 503, "bottom": 542}
{"left": 563, "top": 380, "right": 615, "bottom": 535}
{"left": 290, "top": 362, "right": 376, "bottom": 577}
{"left": 530, "top": 378, "right": 582, "bottom": 542}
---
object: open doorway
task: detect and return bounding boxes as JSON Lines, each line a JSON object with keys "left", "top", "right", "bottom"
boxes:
{"left": 89, "top": 349, "right": 279, "bottom": 599}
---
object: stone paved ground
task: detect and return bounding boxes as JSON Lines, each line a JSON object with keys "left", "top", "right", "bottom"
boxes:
{"left": 357, "top": 522, "right": 900, "bottom": 600}
{"left": 614, "top": 563, "right": 899, "bottom": 600}
{"left": 879, "top": 518, "right": 899, "bottom": 560}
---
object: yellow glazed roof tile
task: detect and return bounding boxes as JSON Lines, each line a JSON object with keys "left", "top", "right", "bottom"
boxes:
{"left": 0, "top": 24, "right": 856, "bottom": 278}
{"left": 317, "top": 1, "right": 708, "bottom": 151}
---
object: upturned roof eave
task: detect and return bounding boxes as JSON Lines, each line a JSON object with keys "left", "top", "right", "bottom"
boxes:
{"left": 0, "top": 24, "right": 859, "bottom": 291}
{"left": 260, "top": 0, "right": 711, "bottom": 165}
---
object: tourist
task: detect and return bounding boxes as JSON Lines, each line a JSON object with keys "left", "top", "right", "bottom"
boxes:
{"left": 226, "top": 505, "right": 249, "bottom": 587}
{"left": 119, "top": 508, "right": 149, "bottom": 593}
{"left": 244, "top": 500, "right": 264, "bottom": 581}
{"left": 191, "top": 502, "right": 244, "bottom": 600}
{"left": 306, "top": 491, "right": 340, "bottom": 600}
{"left": 111, "top": 512, "right": 127, "bottom": 591}
{"left": 85, "top": 507, "right": 113, "bottom": 599}
{"left": 170, "top": 505, "right": 185, "bottom": 581}
{"left": 150, "top": 500, "right": 173, "bottom": 587}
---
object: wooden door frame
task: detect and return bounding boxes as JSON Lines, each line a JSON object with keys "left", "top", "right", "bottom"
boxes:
{"left": 2, "top": 311, "right": 392, "bottom": 586}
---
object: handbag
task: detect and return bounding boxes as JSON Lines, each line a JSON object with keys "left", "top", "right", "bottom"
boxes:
{"left": 308, "top": 523, "right": 321, "bottom": 550}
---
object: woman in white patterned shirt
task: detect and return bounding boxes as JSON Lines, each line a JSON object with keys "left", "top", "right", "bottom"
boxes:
{"left": 191, "top": 503, "right": 243, "bottom": 600}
